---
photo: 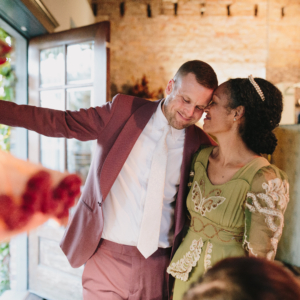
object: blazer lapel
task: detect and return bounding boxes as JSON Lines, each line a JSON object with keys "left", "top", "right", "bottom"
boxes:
{"left": 174, "top": 125, "right": 201, "bottom": 235}
{"left": 100, "top": 99, "right": 161, "bottom": 201}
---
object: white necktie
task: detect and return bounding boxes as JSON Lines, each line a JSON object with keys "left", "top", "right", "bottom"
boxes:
{"left": 137, "top": 125, "right": 170, "bottom": 258}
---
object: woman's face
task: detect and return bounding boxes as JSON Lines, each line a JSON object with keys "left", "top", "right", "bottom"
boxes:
{"left": 203, "top": 83, "right": 236, "bottom": 135}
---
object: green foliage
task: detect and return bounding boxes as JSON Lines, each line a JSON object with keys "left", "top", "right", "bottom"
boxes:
{"left": 0, "top": 27, "right": 14, "bottom": 296}
{"left": 0, "top": 28, "right": 16, "bottom": 102}
{"left": 111, "top": 75, "right": 164, "bottom": 101}
{"left": 0, "top": 243, "right": 10, "bottom": 295}
{"left": 0, "top": 28, "right": 9, "bottom": 40}
{"left": 0, "top": 125, "right": 10, "bottom": 152}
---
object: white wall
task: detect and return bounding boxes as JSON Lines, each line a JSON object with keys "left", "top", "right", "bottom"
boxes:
{"left": 43, "top": 0, "right": 95, "bottom": 32}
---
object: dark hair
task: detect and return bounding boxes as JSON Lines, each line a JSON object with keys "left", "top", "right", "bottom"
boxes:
{"left": 174, "top": 60, "right": 218, "bottom": 90}
{"left": 183, "top": 257, "right": 300, "bottom": 300}
{"left": 225, "top": 78, "right": 283, "bottom": 154}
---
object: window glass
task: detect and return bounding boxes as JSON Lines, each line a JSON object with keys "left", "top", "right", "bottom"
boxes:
{"left": 40, "top": 90, "right": 65, "bottom": 172}
{"left": 67, "top": 42, "right": 94, "bottom": 84}
{"left": 66, "top": 87, "right": 93, "bottom": 182}
{"left": 40, "top": 46, "right": 64, "bottom": 87}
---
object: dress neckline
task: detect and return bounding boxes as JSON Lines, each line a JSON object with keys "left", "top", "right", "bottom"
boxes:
{"left": 201, "top": 146, "right": 269, "bottom": 187}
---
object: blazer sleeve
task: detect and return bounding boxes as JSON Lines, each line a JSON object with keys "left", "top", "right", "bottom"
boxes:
{"left": 0, "top": 95, "right": 119, "bottom": 141}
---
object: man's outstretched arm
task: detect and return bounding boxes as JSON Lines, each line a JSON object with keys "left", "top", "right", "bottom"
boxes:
{"left": 0, "top": 98, "right": 115, "bottom": 141}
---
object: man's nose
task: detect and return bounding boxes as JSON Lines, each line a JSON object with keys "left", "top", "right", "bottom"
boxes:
{"left": 184, "top": 105, "right": 194, "bottom": 117}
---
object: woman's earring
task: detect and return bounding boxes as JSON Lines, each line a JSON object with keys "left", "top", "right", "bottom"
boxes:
{"left": 234, "top": 118, "right": 236, "bottom": 121}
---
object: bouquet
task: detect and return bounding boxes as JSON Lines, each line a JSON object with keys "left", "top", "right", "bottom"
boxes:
{"left": 0, "top": 150, "right": 81, "bottom": 241}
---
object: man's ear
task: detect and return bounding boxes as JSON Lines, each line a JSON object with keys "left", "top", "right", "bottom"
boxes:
{"left": 165, "top": 79, "right": 175, "bottom": 96}
{"left": 235, "top": 106, "right": 245, "bottom": 120}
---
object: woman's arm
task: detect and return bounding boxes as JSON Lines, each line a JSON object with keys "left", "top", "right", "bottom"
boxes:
{"left": 243, "top": 165, "right": 289, "bottom": 260}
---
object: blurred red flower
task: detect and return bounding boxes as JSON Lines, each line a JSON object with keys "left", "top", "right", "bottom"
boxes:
{"left": 0, "top": 40, "right": 12, "bottom": 66}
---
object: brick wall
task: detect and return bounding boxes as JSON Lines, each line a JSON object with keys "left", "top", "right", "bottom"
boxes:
{"left": 267, "top": 1, "right": 300, "bottom": 84}
{"left": 95, "top": 0, "right": 300, "bottom": 99}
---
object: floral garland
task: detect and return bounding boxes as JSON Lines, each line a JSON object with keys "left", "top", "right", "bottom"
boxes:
{"left": 0, "top": 39, "right": 12, "bottom": 66}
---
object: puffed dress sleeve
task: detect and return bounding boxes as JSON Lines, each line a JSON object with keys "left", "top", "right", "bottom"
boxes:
{"left": 243, "top": 165, "right": 289, "bottom": 260}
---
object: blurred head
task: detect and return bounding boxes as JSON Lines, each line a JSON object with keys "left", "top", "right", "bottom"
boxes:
{"left": 203, "top": 77, "right": 283, "bottom": 154}
{"left": 182, "top": 257, "right": 300, "bottom": 300}
{"left": 163, "top": 60, "right": 218, "bottom": 130}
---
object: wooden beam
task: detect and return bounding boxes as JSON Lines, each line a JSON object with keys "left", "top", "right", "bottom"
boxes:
{"left": 20, "top": 0, "right": 59, "bottom": 33}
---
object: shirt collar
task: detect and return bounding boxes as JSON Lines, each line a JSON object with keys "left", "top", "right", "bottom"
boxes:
{"left": 152, "top": 100, "right": 185, "bottom": 141}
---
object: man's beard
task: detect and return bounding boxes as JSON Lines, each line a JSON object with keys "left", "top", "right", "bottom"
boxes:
{"left": 163, "top": 95, "right": 196, "bottom": 129}
{"left": 164, "top": 108, "right": 193, "bottom": 130}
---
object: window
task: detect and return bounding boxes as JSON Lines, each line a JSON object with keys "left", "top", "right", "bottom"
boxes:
{"left": 39, "top": 42, "right": 95, "bottom": 182}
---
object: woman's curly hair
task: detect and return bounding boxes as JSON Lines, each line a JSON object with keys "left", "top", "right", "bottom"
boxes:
{"left": 182, "top": 257, "right": 300, "bottom": 300}
{"left": 225, "top": 78, "right": 283, "bottom": 154}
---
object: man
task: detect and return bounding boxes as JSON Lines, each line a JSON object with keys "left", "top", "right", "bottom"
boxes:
{"left": 0, "top": 60, "right": 217, "bottom": 299}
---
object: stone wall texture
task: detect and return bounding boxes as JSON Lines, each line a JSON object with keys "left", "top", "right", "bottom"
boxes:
{"left": 95, "top": 0, "right": 300, "bottom": 99}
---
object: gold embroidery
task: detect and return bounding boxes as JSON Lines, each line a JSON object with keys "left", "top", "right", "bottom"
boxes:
{"left": 190, "top": 216, "right": 244, "bottom": 243}
{"left": 245, "top": 179, "right": 289, "bottom": 260}
{"left": 167, "top": 238, "right": 203, "bottom": 282}
{"left": 191, "top": 181, "right": 226, "bottom": 216}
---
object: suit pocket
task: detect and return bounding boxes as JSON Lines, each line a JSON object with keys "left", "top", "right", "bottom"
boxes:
{"left": 80, "top": 199, "right": 93, "bottom": 213}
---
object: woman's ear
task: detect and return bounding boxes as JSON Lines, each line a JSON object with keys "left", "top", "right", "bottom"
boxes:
{"left": 165, "top": 79, "right": 175, "bottom": 95}
{"left": 234, "top": 106, "right": 245, "bottom": 120}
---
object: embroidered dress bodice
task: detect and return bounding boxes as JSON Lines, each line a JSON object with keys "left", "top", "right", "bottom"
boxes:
{"left": 167, "top": 146, "right": 289, "bottom": 300}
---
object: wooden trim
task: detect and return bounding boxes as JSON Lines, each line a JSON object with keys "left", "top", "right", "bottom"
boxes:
{"left": 30, "top": 21, "right": 109, "bottom": 49}
{"left": 29, "top": 21, "right": 110, "bottom": 103}
{"left": 27, "top": 22, "right": 110, "bottom": 299}
{"left": 20, "top": 0, "right": 59, "bottom": 33}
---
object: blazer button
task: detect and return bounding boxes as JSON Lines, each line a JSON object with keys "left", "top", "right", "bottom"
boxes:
{"left": 97, "top": 201, "right": 102, "bottom": 207}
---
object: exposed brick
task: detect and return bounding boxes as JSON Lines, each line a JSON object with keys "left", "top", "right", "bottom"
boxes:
{"left": 93, "top": 0, "right": 300, "bottom": 98}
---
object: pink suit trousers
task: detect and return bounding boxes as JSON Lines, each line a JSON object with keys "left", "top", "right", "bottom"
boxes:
{"left": 82, "top": 239, "right": 171, "bottom": 300}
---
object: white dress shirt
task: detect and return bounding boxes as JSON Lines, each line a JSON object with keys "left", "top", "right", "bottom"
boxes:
{"left": 102, "top": 102, "right": 185, "bottom": 248}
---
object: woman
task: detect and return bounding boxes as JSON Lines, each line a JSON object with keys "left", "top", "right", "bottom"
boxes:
{"left": 167, "top": 76, "right": 289, "bottom": 300}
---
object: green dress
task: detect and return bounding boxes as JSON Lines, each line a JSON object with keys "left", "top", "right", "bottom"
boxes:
{"left": 167, "top": 146, "right": 289, "bottom": 300}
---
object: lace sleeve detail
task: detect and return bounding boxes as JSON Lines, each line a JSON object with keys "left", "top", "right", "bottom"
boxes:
{"left": 243, "top": 165, "right": 289, "bottom": 260}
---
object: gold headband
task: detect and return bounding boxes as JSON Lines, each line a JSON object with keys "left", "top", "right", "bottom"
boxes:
{"left": 248, "top": 75, "right": 265, "bottom": 101}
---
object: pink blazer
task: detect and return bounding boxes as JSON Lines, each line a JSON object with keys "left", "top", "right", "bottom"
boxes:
{"left": 0, "top": 94, "right": 215, "bottom": 268}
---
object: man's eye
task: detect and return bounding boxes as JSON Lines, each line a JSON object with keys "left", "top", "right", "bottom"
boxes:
{"left": 183, "top": 98, "right": 188, "bottom": 103}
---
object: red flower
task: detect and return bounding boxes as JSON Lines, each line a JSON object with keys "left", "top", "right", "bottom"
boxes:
{"left": 0, "top": 57, "right": 7, "bottom": 65}
{"left": 52, "top": 174, "right": 81, "bottom": 218}
{"left": 0, "top": 40, "right": 12, "bottom": 56}
{"left": 24, "top": 171, "right": 52, "bottom": 213}
{"left": 0, "top": 195, "right": 34, "bottom": 230}
{"left": 0, "top": 40, "right": 12, "bottom": 66}
{"left": 0, "top": 170, "right": 81, "bottom": 232}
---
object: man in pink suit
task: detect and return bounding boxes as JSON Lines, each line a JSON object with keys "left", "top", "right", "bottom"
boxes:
{"left": 0, "top": 60, "right": 217, "bottom": 299}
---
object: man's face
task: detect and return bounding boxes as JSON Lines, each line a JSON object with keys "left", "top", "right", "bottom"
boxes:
{"left": 162, "top": 73, "right": 214, "bottom": 130}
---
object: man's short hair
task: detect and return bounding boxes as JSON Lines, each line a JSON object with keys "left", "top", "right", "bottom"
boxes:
{"left": 174, "top": 60, "right": 218, "bottom": 90}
